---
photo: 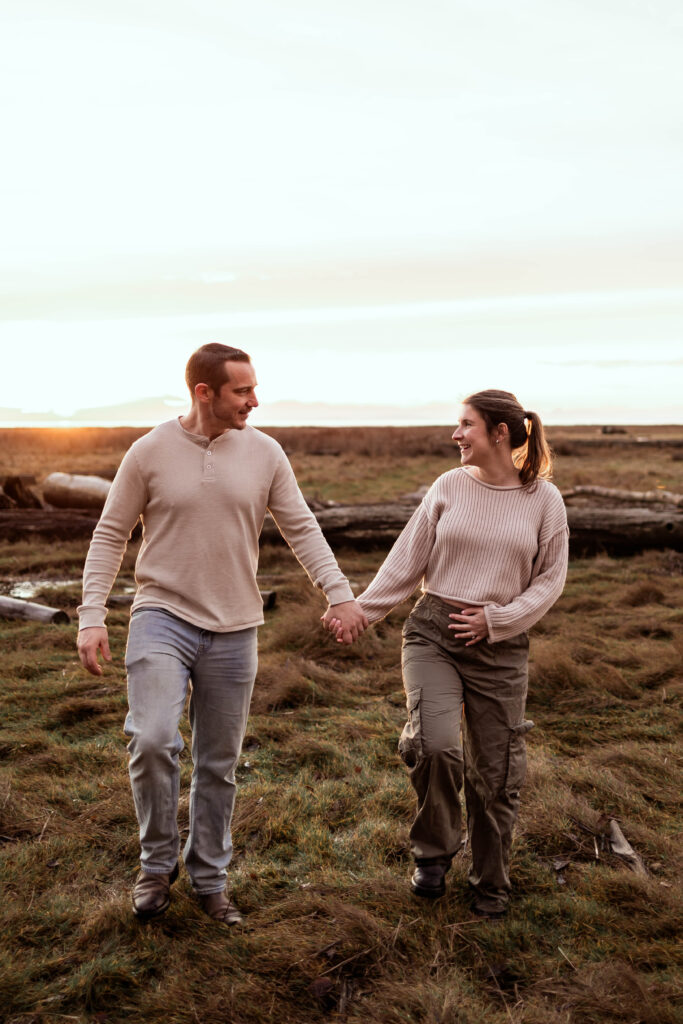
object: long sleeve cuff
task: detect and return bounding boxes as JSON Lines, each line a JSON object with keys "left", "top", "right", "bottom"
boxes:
{"left": 324, "top": 581, "right": 356, "bottom": 605}
{"left": 77, "top": 602, "right": 109, "bottom": 630}
{"left": 484, "top": 528, "right": 569, "bottom": 642}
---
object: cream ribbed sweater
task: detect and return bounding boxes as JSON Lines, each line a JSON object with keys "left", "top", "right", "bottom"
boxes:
{"left": 358, "top": 467, "right": 569, "bottom": 642}
{"left": 78, "top": 419, "right": 354, "bottom": 632}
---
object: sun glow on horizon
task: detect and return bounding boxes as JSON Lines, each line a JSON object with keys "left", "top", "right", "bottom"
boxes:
{"left": 2, "top": 286, "right": 681, "bottom": 423}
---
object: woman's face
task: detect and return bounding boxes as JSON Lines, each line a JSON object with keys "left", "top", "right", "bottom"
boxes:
{"left": 452, "top": 404, "right": 495, "bottom": 467}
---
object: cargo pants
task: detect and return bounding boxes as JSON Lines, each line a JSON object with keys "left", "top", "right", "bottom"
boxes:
{"left": 400, "top": 594, "right": 532, "bottom": 915}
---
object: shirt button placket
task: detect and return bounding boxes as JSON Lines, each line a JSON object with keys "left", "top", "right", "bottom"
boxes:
{"left": 203, "top": 443, "right": 216, "bottom": 482}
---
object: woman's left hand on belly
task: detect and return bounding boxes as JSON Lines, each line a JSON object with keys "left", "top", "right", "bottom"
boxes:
{"left": 448, "top": 606, "right": 489, "bottom": 646}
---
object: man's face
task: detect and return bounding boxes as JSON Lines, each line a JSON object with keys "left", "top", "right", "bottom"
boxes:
{"left": 208, "top": 361, "right": 259, "bottom": 430}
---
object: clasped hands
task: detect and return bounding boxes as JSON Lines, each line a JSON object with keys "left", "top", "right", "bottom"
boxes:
{"left": 321, "top": 600, "right": 368, "bottom": 645}
{"left": 322, "top": 601, "right": 488, "bottom": 646}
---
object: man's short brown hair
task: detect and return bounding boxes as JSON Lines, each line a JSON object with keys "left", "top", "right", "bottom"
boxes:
{"left": 185, "top": 343, "right": 251, "bottom": 396}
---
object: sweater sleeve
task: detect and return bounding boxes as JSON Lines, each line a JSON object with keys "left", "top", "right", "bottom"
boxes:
{"left": 483, "top": 525, "right": 569, "bottom": 642}
{"left": 357, "top": 495, "right": 438, "bottom": 624}
{"left": 77, "top": 448, "right": 148, "bottom": 629}
{"left": 266, "top": 453, "right": 354, "bottom": 606}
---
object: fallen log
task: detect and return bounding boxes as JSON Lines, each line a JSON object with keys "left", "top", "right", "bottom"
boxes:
{"left": 0, "top": 487, "right": 16, "bottom": 509}
{"left": 563, "top": 485, "right": 683, "bottom": 507}
{"left": 2, "top": 501, "right": 682, "bottom": 555}
{"left": 260, "top": 503, "right": 420, "bottom": 550}
{"left": 552, "top": 437, "right": 683, "bottom": 450}
{"left": 0, "top": 510, "right": 100, "bottom": 541}
{"left": 2, "top": 476, "right": 43, "bottom": 509}
{"left": 0, "top": 595, "right": 69, "bottom": 624}
{"left": 260, "top": 502, "right": 683, "bottom": 555}
{"left": 565, "top": 506, "right": 683, "bottom": 556}
{"left": 43, "top": 472, "right": 111, "bottom": 510}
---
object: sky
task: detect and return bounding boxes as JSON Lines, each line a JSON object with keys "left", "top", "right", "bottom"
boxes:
{"left": 1, "top": 0, "right": 682, "bottom": 424}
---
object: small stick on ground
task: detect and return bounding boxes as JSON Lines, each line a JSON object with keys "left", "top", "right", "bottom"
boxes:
{"left": 558, "top": 947, "right": 577, "bottom": 970}
{"left": 37, "top": 811, "right": 53, "bottom": 842}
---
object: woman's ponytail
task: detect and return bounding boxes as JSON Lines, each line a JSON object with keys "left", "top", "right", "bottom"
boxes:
{"left": 464, "top": 391, "right": 553, "bottom": 486}
{"left": 518, "top": 410, "right": 553, "bottom": 486}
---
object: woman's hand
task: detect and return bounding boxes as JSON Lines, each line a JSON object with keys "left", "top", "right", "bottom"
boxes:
{"left": 448, "top": 606, "right": 489, "bottom": 646}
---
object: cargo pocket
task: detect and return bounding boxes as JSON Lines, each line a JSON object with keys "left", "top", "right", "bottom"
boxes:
{"left": 505, "top": 719, "right": 534, "bottom": 795}
{"left": 398, "top": 689, "right": 423, "bottom": 768}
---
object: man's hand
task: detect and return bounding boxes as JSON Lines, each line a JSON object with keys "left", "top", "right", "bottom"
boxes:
{"left": 77, "top": 626, "right": 112, "bottom": 676}
{"left": 321, "top": 600, "right": 369, "bottom": 645}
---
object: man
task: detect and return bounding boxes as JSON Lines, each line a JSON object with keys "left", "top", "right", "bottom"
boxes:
{"left": 77, "top": 343, "right": 367, "bottom": 923}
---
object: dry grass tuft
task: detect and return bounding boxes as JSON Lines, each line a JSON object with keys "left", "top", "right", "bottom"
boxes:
{"left": 251, "top": 654, "right": 352, "bottom": 713}
{"left": 534, "top": 960, "right": 681, "bottom": 1024}
{"left": 528, "top": 641, "right": 594, "bottom": 705}
{"left": 49, "top": 697, "right": 118, "bottom": 727}
{"left": 622, "top": 581, "right": 666, "bottom": 606}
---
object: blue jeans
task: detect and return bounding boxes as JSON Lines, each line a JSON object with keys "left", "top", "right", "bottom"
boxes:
{"left": 124, "top": 607, "right": 258, "bottom": 894}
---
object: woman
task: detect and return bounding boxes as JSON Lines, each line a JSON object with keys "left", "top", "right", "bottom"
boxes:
{"left": 326, "top": 390, "right": 568, "bottom": 918}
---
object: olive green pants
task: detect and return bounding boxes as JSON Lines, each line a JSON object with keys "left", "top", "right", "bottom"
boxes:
{"left": 400, "top": 594, "right": 532, "bottom": 914}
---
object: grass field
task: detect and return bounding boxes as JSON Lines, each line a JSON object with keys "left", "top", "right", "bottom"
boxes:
{"left": 1, "top": 427, "right": 682, "bottom": 1023}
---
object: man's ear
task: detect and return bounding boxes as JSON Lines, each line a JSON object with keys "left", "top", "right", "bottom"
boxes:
{"left": 194, "top": 383, "right": 212, "bottom": 404}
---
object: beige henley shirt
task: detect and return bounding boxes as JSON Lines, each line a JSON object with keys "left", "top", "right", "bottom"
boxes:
{"left": 78, "top": 419, "right": 354, "bottom": 632}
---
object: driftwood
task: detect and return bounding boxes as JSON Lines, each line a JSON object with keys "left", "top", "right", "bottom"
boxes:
{"left": 0, "top": 595, "right": 69, "bottom": 625}
{"left": 2, "top": 476, "right": 43, "bottom": 509}
{"left": 563, "top": 485, "right": 683, "bottom": 508}
{"left": 43, "top": 472, "right": 111, "bottom": 510}
{"left": 0, "top": 487, "right": 15, "bottom": 509}
{"left": 260, "top": 502, "right": 683, "bottom": 555}
{"left": 0, "top": 510, "right": 100, "bottom": 541}
{"left": 606, "top": 819, "right": 647, "bottom": 876}
{"left": 2, "top": 499, "right": 682, "bottom": 555}
{"left": 566, "top": 506, "right": 683, "bottom": 555}
{"left": 260, "top": 504, "right": 420, "bottom": 549}
{"left": 555, "top": 437, "right": 683, "bottom": 450}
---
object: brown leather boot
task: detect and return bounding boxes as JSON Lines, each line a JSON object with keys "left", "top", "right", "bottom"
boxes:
{"left": 198, "top": 890, "right": 243, "bottom": 925}
{"left": 132, "top": 863, "right": 179, "bottom": 919}
{"left": 410, "top": 862, "right": 448, "bottom": 898}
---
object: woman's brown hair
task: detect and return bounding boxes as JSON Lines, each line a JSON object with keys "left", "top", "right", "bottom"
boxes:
{"left": 463, "top": 389, "right": 553, "bottom": 485}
